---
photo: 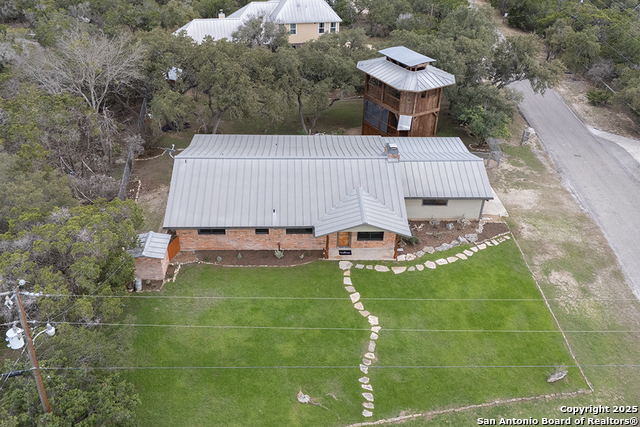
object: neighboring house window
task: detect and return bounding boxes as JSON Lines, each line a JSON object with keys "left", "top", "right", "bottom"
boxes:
{"left": 286, "top": 228, "right": 313, "bottom": 234}
{"left": 255, "top": 229, "right": 269, "bottom": 235}
{"left": 330, "top": 22, "right": 337, "bottom": 33}
{"left": 318, "top": 23, "right": 325, "bottom": 34}
{"left": 198, "top": 228, "right": 226, "bottom": 235}
{"left": 289, "top": 23, "right": 297, "bottom": 35}
{"left": 422, "top": 199, "right": 448, "bottom": 206}
{"left": 357, "top": 232, "right": 384, "bottom": 241}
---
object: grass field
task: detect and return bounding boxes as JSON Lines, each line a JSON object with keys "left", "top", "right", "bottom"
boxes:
{"left": 123, "top": 240, "right": 586, "bottom": 426}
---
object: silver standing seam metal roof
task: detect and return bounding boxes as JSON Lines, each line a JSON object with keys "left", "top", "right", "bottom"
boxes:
{"left": 129, "top": 232, "right": 171, "bottom": 259}
{"left": 176, "top": 0, "right": 341, "bottom": 43}
{"left": 357, "top": 56, "right": 456, "bottom": 92}
{"left": 378, "top": 47, "right": 436, "bottom": 66}
{"left": 163, "top": 135, "right": 492, "bottom": 237}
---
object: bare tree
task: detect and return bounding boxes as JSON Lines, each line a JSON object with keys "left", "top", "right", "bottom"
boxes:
{"left": 19, "top": 28, "right": 145, "bottom": 114}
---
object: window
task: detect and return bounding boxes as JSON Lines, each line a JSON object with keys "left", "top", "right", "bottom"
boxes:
{"left": 357, "top": 232, "right": 384, "bottom": 241}
{"left": 286, "top": 228, "right": 313, "bottom": 234}
{"left": 363, "top": 99, "right": 391, "bottom": 134}
{"left": 330, "top": 22, "right": 337, "bottom": 33}
{"left": 289, "top": 23, "right": 297, "bottom": 35}
{"left": 198, "top": 228, "right": 226, "bottom": 235}
{"left": 255, "top": 229, "right": 269, "bottom": 235}
{"left": 422, "top": 199, "right": 448, "bottom": 206}
{"left": 318, "top": 22, "right": 325, "bottom": 34}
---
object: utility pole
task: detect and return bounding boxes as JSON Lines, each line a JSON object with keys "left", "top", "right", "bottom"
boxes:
{"left": 15, "top": 291, "right": 51, "bottom": 414}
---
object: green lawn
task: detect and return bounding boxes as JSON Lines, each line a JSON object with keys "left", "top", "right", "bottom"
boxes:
{"left": 123, "top": 240, "right": 586, "bottom": 426}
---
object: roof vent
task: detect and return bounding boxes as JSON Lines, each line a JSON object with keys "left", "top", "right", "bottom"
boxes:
{"left": 385, "top": 142, "right": 400, "bottom": 162}
{"left": 219, "top": 10, "right": 225, "bottom": 18}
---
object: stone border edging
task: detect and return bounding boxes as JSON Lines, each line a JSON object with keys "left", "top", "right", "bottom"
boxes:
{"left": 346, "top": 389, "right": 592, "bottom": 427}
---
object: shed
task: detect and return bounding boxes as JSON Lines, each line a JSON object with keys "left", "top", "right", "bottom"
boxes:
{"left": 129, "top": 232, "right": 173, "bottom": 281}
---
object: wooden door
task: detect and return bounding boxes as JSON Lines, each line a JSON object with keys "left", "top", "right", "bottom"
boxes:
{"left": 338, "top": 232, "right": 351, "bottom": 247}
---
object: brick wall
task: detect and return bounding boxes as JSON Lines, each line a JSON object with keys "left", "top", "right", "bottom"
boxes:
{"left": 135, "top": 252, "right": 169, "bottom": 281}
{"left": 177, "top": 228, "right": 327, "bottom": 251}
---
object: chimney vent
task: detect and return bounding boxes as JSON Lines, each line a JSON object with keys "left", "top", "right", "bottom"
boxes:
{"left": 385, "top": 142, "right": 400, "bottom": 162}
{"left": 219, "top": 9, "right": 225, "bottom": 18}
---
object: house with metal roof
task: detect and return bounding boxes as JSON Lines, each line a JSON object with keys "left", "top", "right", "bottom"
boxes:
{"left": 162, "top": 135, "right": 492, "bottom": 260}
{"left": 357, "top": 46, "right": 456, "bottom": 138}
{"left": 175, "top": 0, "right": 341, "bottom": 46}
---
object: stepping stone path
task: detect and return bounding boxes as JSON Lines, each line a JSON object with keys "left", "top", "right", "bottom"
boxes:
{"left": 340, "top": 262, "right": 383, "bottom": 419}
{"left": 337, "top": 233, "right": 513, "bottom": 419}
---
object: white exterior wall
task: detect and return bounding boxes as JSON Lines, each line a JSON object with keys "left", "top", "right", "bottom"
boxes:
{"left": 405, "top": 199, "right": 485, "bottom": 220}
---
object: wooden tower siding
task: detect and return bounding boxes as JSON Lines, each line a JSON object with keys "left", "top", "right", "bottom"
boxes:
{"left": 362, "top": 75, "right": 443, "bottom": 137}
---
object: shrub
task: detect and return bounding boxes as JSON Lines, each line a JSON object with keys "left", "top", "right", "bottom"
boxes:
{"left": 274, "top": 250, "right": 284, "bottom": 259}
{"left": 586, "top": 89, "right": 611, "bottom": 106}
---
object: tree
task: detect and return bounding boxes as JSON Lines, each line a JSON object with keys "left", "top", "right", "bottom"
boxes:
{"left": 278, "top": 33, "right": 362, "bottom": 134}
{"left": 19, "top": 28, "right": 145, "bottom": 116}
{"left": 0, "top": 198, "right": 143, "bottom": 323}
{"left": 0, "top": 146, "right": 77, "bottom": 232}
{"left": 195, "top": 39, "right": 262, "bottom": 134}
{"left": 232, "top": 14, "right": 289, "bottom": 51}
{"left": 561, "top": 27, "right": 600, "bottom": 76}
{"left": 0, "top": 322, "right": 140, "bottom": 426}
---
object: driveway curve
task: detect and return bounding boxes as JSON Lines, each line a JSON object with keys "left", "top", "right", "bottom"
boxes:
{"left": 510, "top": 80, "right": 640, "bottom": 298}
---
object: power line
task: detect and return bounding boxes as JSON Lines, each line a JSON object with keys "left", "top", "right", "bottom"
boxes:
{"left": 52, "top": 322, "right": 640, "bottom": 333}
{"left": 37, "top": 364, "right": 640, "bottom": 371}
{"left": 28, "top": 294, "right": 640, "bottom": 302}
{"left": 0, "top": 347, "right": 27, "bottom": 392}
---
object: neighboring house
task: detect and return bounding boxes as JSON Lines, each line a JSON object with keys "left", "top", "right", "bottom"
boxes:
{"left": 162, "top": 135, "right": 492, "bottom": 260}
{"left": 175, "top": 0, "right": 341, "bottom": 46}
{"left": 129, "top": 232, "right": 174, "bottom": 281}
{"left": 357, "top": 46, "right": 456, "bottom": 138}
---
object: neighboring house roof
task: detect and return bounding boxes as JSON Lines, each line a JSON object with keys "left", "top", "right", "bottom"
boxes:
{"left": 357, "top": 56, "right": 456, "bottom": 92}
{"left": 378, "top": 46, "right": 435, "bottom": 66}
{"left": 129, "top": 232, "right": 171, "bottom": 259}
{"left": 176, "top": 0, "right": 341, "bottom": 43}
{"left": 175, "top": 18, "right": 243, "bottom": 43}
{"left": 270, "top": 0, "right": 341, "bottom": 24}
{"left": 163, "top": 135, "right": 492, "bottom": 237}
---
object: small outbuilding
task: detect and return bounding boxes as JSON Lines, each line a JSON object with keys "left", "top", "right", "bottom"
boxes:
{"left": 129, "top": 232, "right": 173, "bottom": 281}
